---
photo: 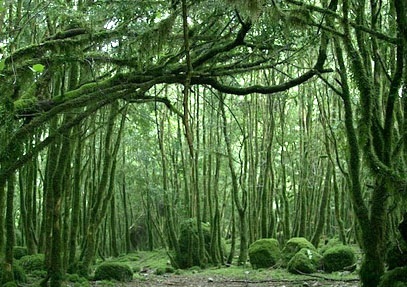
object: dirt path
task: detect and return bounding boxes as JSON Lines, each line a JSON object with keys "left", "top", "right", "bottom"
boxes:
{"left": 121, "top": 274, "right": 360, "bottom": 287}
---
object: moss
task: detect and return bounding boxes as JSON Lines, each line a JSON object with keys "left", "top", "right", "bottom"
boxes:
{"left": 282, "top": 237, "right": 317, "bottom": 266}
{"left": 379, "top": 266, "right": 407, "bottom": 287}
{"left": 174, "top": 218, "right": 212, "bottom": 269}
{"left": 287, "top": 248, "right": 322, "bottom": 274}
{"left": 18, "top": 254, "right": 45, "bottom": 273}
{"left": 318, "top": 237, "right": 343, "bottom": 255}
{"left": 322, "top": 245, "right": 355, "bottom": 273}
{"left": 2, "top": 282, "right": 18, "bottom": 287}
{"left": 386, "top": 240, "right": 407, "bottom": 270}
{"left": 0, "top": 261, "right": 27, "bottom": 283}
{"left": 155, "top": 268, "right": 165, "bottom": 275}
{"left": 248, "top": 238, "right": 280, "bottom": 269}
{"left": 94, "top": 262, "right": 133, "bottom": 282}
{"left": 12, "top": 246, "right": 28, "bottom": 260}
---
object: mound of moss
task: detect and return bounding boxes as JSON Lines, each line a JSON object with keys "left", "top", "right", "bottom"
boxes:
{"left": 248, "top": 238, "right": 280, "bottom": 269}
{"left": 322, "top": 245, "right": 355, "bottom": 273}
{"left": 287, "top": 248, "right": 322, "bottom": 274}
{"left": 18, "top": 254, "right": 45, "bottom": 273}
{"left": 386, "top": 240, "right": 407, "bottom": 270}
{"left": 379, "top": 266, "right": 407, "bottom": 287}
{"left": 0, "top": 261, "right": 27, "bottom": 284}
{"left": 282, "top": 237, "right": 317, "bottom": 265}
{"left": 13, "top": 246, "right": 28, "bottom": 260}
{"left": 94, "top": 262, "right": 133, "bottom": 282}
{"left": 318, "top": 237, "right": 343, "bottom": 255}
{"left": 174, "top": 218, "right": 212, "bottom": 269}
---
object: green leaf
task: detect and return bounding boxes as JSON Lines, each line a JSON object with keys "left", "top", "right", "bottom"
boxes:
{"left": 31, "top": 64, "right": 45, "bottom": 72}
{"left": 0, "top": 59, "right": 5, "bottom": 71}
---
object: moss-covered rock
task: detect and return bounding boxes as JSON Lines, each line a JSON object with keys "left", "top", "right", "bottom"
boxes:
{"left": 282, "top": 237, "right": 317, "bottom": 266}
{"left": 0, "top": 261, "right": 27, "bottom": 283}
{"left": 318, "top": 237, "right": 343, "bottom": 255}
{"left": 379, "top": 266, "right": 407, "bottom": 287}
{"left": 322, "top": 245, "right": 355, "bottom": 273}
{"left": 2, "top": 282, "right": 18, "bottom": 287}
{"left": 13, "top": 246, "right": 28, "bottom": 260}
{"left": 287, "top": 248, "right": 322, "bottom": 274}
{"left": 94, "top": 262, "right": 133, "bottom": 282}
{"left": 248, "top": 238, "right": 280, "bottom": 269}
{"left": 18, "top": 254, "right": 45, "bottom": 273}
{"left": 174, "top": 218, "right": 212, "bottom": 269}
{"left": 386, "top": 240, "right": 407, "bottom": 270}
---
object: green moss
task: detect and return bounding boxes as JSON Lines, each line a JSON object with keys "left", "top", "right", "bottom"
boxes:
{"left": 155, "top": 267, "right": 165, "bottom": 275}
{"left": 0, "top": 261, "right": 27, "bottom": 283}
{"left": 18, "top": 254, "right": 45, "bottom": 273}
{"left": 287, "top": 248, "right": 322, "bottom": 274}
{"left": 12, "top": 246, "right": 28, "bottom": 260}
{"left": 386, "top": 240, "right": 407, "bottom": 270}
{"left": 379, "top": 266, "right": 407, "bottom": 287}
{"left": 248, "top": 238, "right": 280, "bottom": 269}
{"left": 282, "top": 237, "right": 317, "bottom": 266}
{"left": 318, "top": 237, "right": 343, "bottom": 255}
{"left": 2, "top": 282, "right": 18, "bottom": 287}
{"left": 174, "top": 218, "right": 212, "bottom": 269}
{"left": 94, "top": 262, "right": 133, "bottom": 282}
{"left": 322, "top": 245, "right": 355, "bottom": 273}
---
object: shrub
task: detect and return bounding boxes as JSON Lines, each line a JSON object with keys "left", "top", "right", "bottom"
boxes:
{"left": 287, "top": 248, "right": 322, "bottom": 274}
{"left": 174, "top": 218, "right": 212, "bottom": 269}
{"left": 18, "top": 254, "right": 45, "bottom": 273}
{"left": 379, "top": 266, "right": 407, "bottom": 287}
{"left": 94, "top": 262, "right": 133, "bottom": 282}
{"left": 248, "top": 238, "right": 280, "bottom": 269}
{"left": 282, "top": 237, "right": 317, "bottom": 265}
{"left": 322, "top": 245, "right": 355, "bottom": 273}
{"left": 13, "top": 246, "right": 28, "bottom": 260}
{"left": 386, "top": 240, "right": 407, "bottom": 270}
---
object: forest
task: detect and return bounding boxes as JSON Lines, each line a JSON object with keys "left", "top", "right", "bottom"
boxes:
{"left": 0, "top": 0, "right": 406, "bottom": 286}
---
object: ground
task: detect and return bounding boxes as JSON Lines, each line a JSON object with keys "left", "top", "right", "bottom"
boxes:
{"left": 89, "top": 250, "right": 360, "bottom": 287}
{"left": 122, "top": 273, "right": 359, "bottom": 287}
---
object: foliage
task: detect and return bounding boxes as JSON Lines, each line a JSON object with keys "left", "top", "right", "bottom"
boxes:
{"left": 322, "top": 245, "right": 356, "bottom": 273}
{"left": 386, "top": 239, "right": 407, "bottom": 270}
{"left": 248, "top": 238, "right": 280, "bottom": 269}
{"left": 282, "top": 237, "right": 317, "bottom": 266}
{"left": 378, "top": 267, "right": 407, "bottom": 287}
{"left": 93, "top": 262, "right": 133, "bottom": 282}
{"left": 18, "top": 254, "right": 45, "bottom": 273}
{"left": 287, "top": 248, "right": 322, "bottom": 274}
{"left": 174, "top": 219, "right": 212, "bottom": 269}
{"left": 12, "top": 246, "right": 28, "bottom": 260}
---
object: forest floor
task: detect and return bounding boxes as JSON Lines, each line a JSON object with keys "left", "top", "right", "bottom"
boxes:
{"left": 125, "top": 273, "right": 360, "bottom": 287}
{"left": 89, "top": 250, "right": 360, "bottom": 287}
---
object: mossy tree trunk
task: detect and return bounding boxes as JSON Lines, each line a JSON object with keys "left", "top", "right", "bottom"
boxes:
{"left": 220, "top": 94, "right": 248, "bottom": 264}
{"left": 68, "top": 128, "right": 83, "bottom": 270}
{"left": 311, "top": 162, "right": 331, "bottom": 247}
{"left": 334, "top": 0, "right": 405, "bottom": 279}
{"left": 2, "top": 173, "right": 16, "bottom": 285}
{"left": 277, "top": 98, "right": 291, "bottom": 241}
{"left": 81, "top": 101, "right": 124, "bottom": 274}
